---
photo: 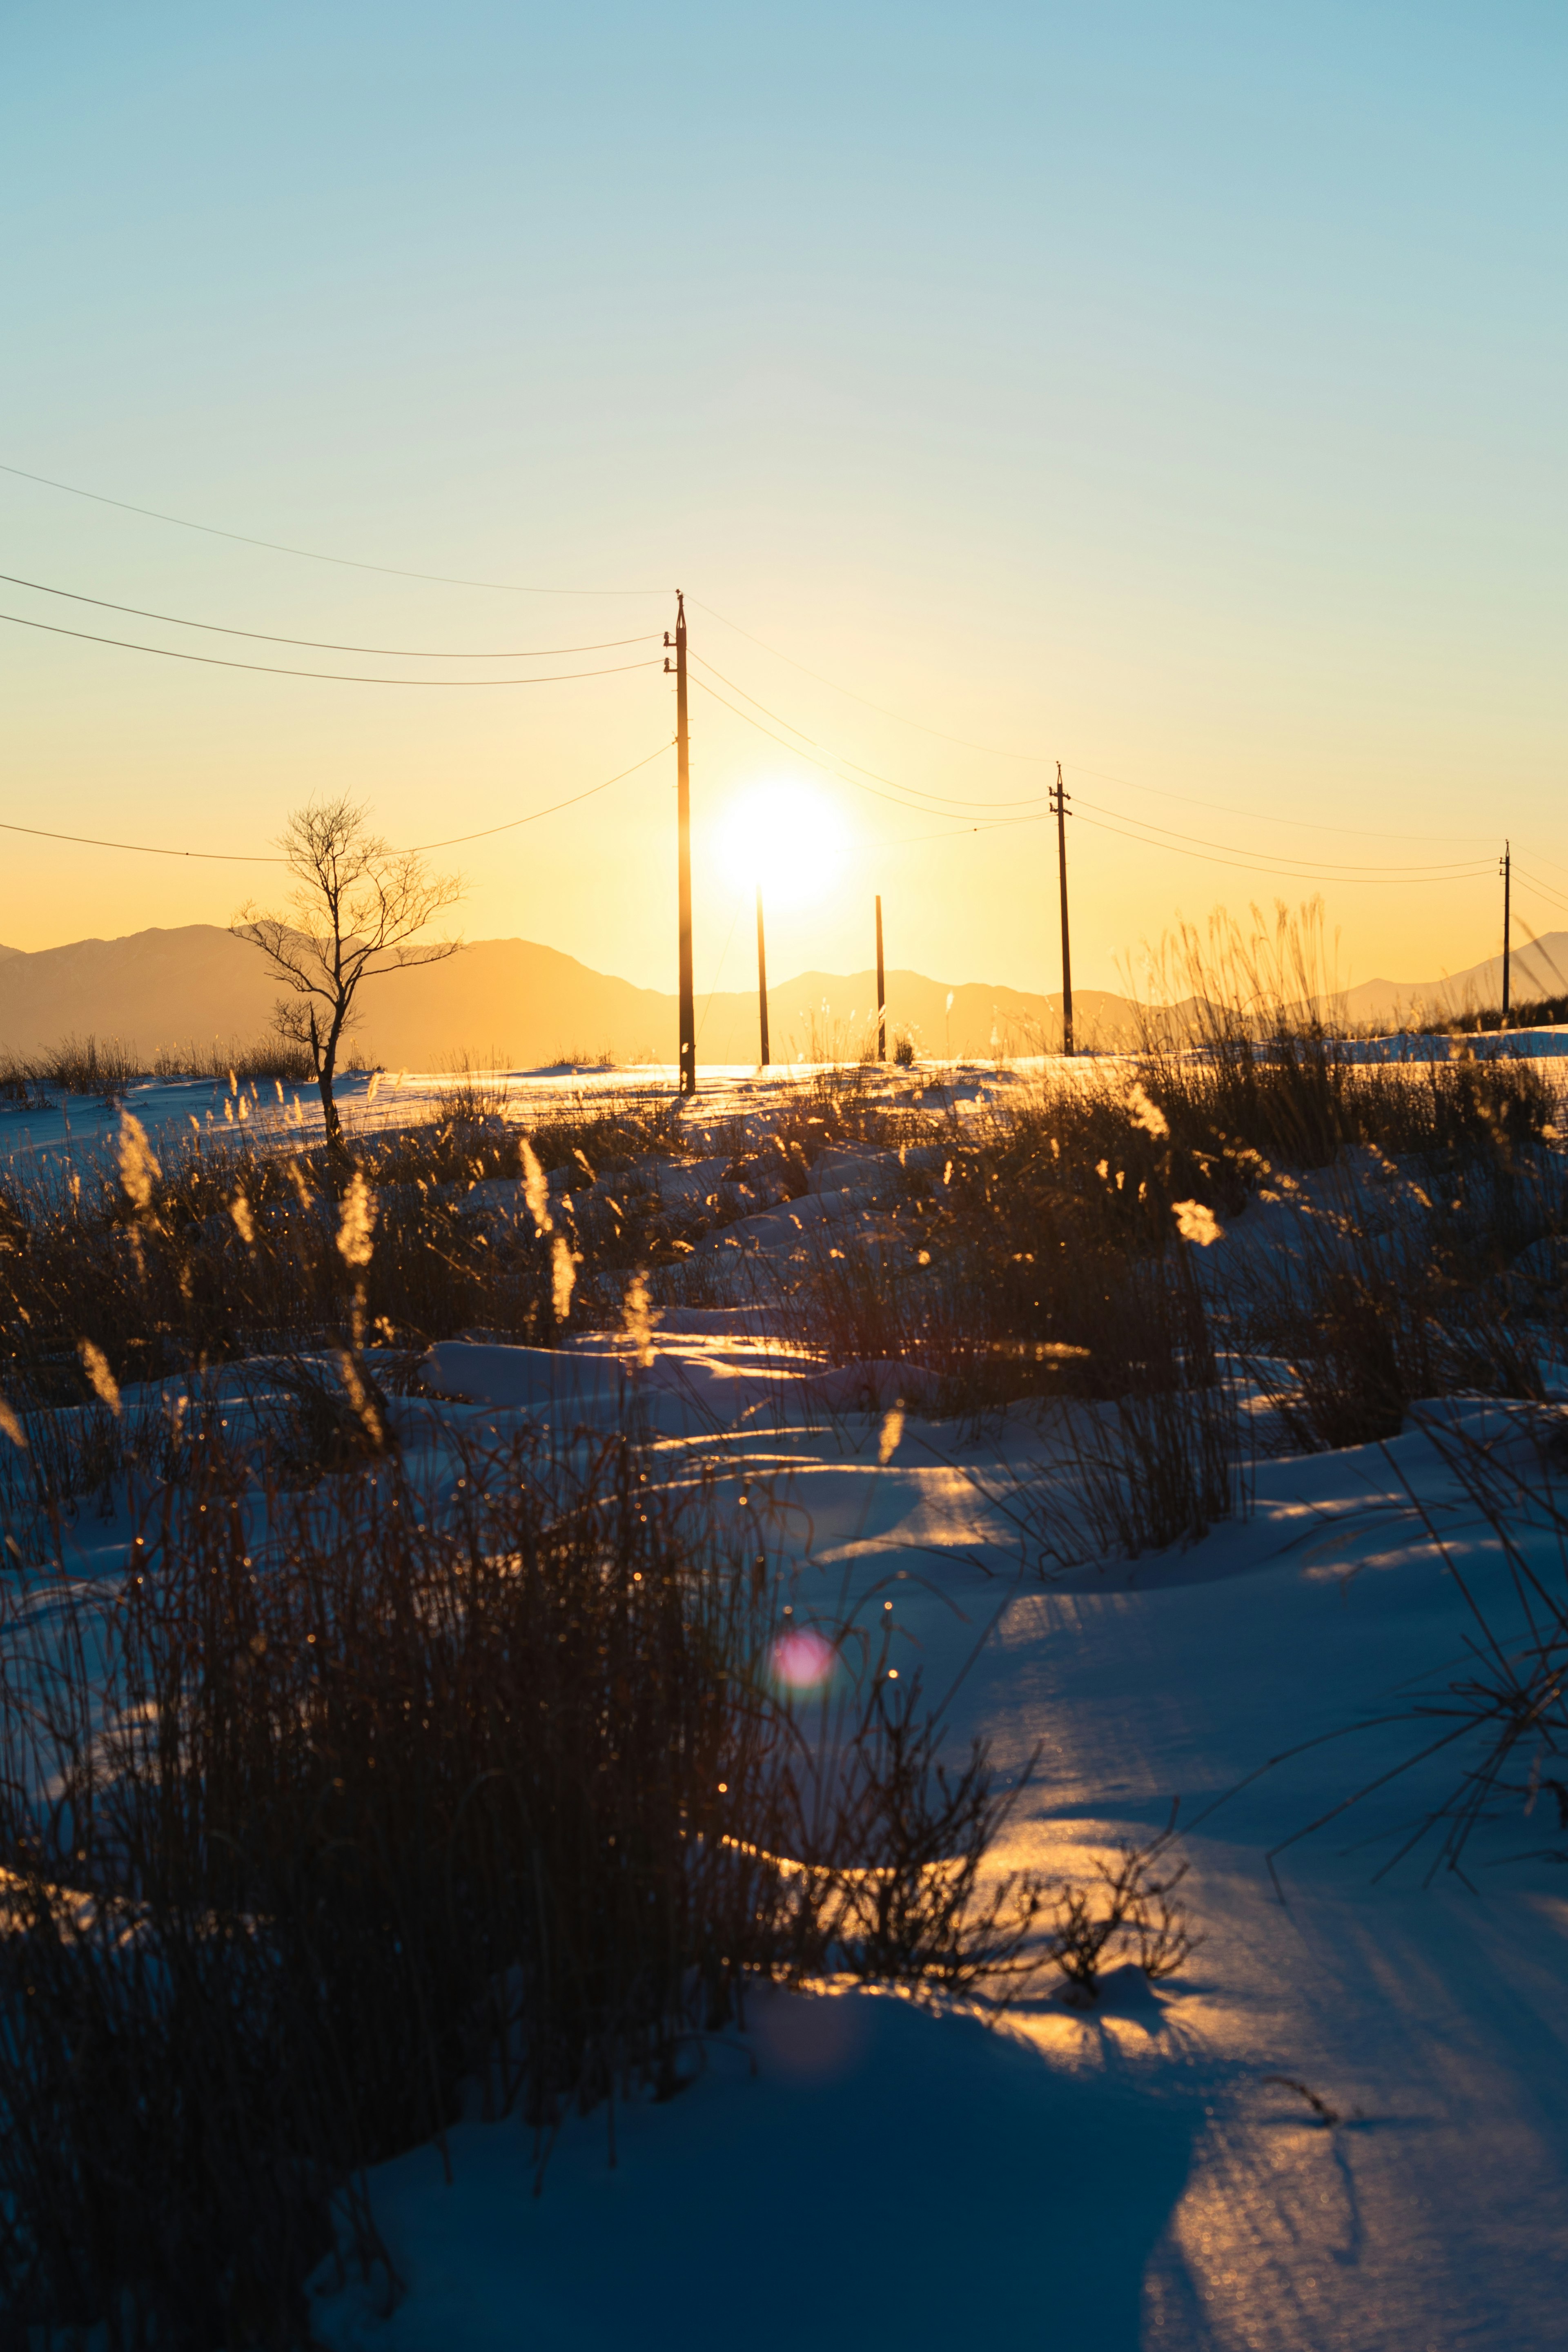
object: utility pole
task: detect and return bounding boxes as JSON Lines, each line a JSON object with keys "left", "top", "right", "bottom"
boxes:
{"left": 1051, "top": 761, "right": 1074, "bottom": 1056}
{"left": 874, "top": 894, "right": 886, "bottom": 1061}
{"left": 755, "top": 883, "right": 771, "bottom": 1067}
{"left": 664, "top": 593, "right": 695, "bottom": 1095}
{"left": 1501, "top": 840, "right": 1512, "bottom": 1030}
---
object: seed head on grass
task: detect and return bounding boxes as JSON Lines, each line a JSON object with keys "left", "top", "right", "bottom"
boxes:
{"left": 522, "top": 1138, "right": 552, "bottom": 1233}
{"left": 1127, "top": 1082, "right": 1169, "bottom": 1141}
{"left": 878, "top": 1403, "right": 905, "bottom": 1464}
{"left": 552, "top": 1235, "right": 577, "bottom": 1321}
{"left": 621, "top": 1271, "right": 657, "bottom": 1368}
{"left": 78, "top": 1341, "right": 121, "bottom": 1417}
{"left": 117, "top": 1111, "right": 160, "bottom": 1216}
{"left": 1173, "top": 1198, "right": 1223, "bottom": 1247}
{"left": 0, "top": 1397, "right": 27, "bottom": 1450}
{"left": 333, "top": 1347, "right": 385, "bottom": 1448}
{"left": 336, "top": 1172, "right": 376, "bottom": 1269}
{"left": 229, "top": 1193, "right": 256, "bottom": 1248}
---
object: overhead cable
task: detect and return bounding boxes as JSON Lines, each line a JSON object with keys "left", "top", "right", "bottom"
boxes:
{"left": 0, "top": 572, "right": 657, "bottom": 657}
{"left": 0, "top": 608, "right": 658, "bottom": 686}
{"left": 1062, "top": 761, "right": 1497, "bottom": 847}
{"left": 1515, "top": 870, "right": 1568, "bottom": 918}
{"left": 0, "top": 461, "right": 670, "bottom": 597}
{"left": 400, "top": 743, "right": 672, "bottom": 849}
{"left": 691, "top": 670, "right": 1493, "bottom": 882}
{"left": 1068, "top": 809, "right": 1493, "bottom": 886}
{"left": 694, "top": 604, "right": 1499, "bottom": 849}
{"left": 689, "top": 673, "right": 981, "bottom": 819}
{"left": 688, "top": 665, "right": 1053, "bottom": 813}
{"left": 0, "top": 742, "right": 673, "bottom": 863}
{"left": 0, "top": 818, "right": 283, "bottom": 863}
{"left": 887, "top": 808, "right": 1495, "bottom": 882}
{"left": 1069, "top": 796, "right": 1494, "bottom": 874}
{"left": 693, "top": 598, "right": 1054, "bottom": 763}
{"left": 694, "top": 653, "right": 1502, "bottom": 863}
{"left": 1512, "top": 846, "right": 1568, "bottom": 886}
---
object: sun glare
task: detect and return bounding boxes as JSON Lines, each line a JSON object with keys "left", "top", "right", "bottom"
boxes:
{"left": 717, "top": 779, "right": 846, "bottom": 909}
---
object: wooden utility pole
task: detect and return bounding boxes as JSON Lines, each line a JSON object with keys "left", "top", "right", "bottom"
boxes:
{"left": 1501, "top": 839, "right": 1512, "bottom": 1029}
{"left": 1051, "top": 761, "right": 1074, "bottom": 1056}
{"left": 874, "top": 894, "right": 886, "bottom": 1060}
{"left": 755, "top": 883, "right": 771, "bottom": 1066}
{"left": 664, "top": 593, "right": 695, "bottom": 1094}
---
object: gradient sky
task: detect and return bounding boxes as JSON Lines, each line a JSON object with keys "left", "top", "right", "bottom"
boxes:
{"left": 2, "top": 1, "right": 1564, "bottom": 1004}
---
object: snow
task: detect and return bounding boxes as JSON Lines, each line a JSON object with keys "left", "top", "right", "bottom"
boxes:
{"left": 309, "top": 1982, "right": 1196, "bottom": 2351}
{"left": 2, "top": 1034, "right": 1562, "bottom": 1172}
{"left": 11, "top": 1059, "right": 1568, "bottom": 2345}
{"left": 0, "top": 1060, "right": 1027, "bottom": 1170}
{"left": 294, "top": 1356, "right": 1568, "bottom": 2348}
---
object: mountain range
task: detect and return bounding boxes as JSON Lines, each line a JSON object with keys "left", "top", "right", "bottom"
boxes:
{"left": 0, "top": 922, "right": 1552, "bottom": 1069}
{"left": 1336, "top": 931, "right": 1568, "bottom": 1026}
{"left": 0, "top": 924, "right": 1133, "bottom": 1066}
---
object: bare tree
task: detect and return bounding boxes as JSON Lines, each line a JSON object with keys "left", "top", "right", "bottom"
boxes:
{"left": 234, "top": 798, "right": 463, "bottom": 1158}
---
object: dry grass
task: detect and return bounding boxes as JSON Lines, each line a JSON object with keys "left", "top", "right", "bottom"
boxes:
{"left": 0, "top": 1427, "right": 1055, "bottom": 2343}
{"left": 1261, "top": 1407, "right": 1568, "bottom": 1889}
{"left": 0, "top": 1035, "right": 318, "bottom": 1104}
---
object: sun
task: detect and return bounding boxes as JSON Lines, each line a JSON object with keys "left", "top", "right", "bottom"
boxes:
{"left": 716, "top": 778, "right": 847, "bottom": 910}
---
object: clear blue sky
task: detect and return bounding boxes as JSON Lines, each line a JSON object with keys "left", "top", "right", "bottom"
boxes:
{"left": 2, "top": 1, "right": 1563, "bottom": 999}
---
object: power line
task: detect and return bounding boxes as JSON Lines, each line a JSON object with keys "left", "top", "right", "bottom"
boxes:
{"left": 0, "top": 608, "right": 659, "bottom": 686}
{"left": 402, "top": 742, "right": 672, "bottom": 849}
{"left": 690, "top": 672, "right": 959, "bottom": 818}
{"left": 0, "top": 460, "right": 669, "bottom": 597}
{"left": 1069, "top": 795, "right": 1491, "bottom": 874}
{"left": 1070, "top": 808, "right": 1492, "bottom": 886}
{"left": 1061, "top": 760, "right": 1494, "bottom": 846}
{"left": 0, "top": 571, "right": 657, "bottom": 657}
{"left": 693, "top": 598, "right": 1054, "bottom": 762}
{"left": 691, "top": 668, "right": 1494, "bottom": 882}
{"left": 1512, "top": 845, "right": 1568, "bottom": 887}
{"left": 688, "top": 668, "right": 1052, "bottom": 816}
{"left": 1514, "top": 870, "right": 1568, "bottom": 918}
{"left": 0, "top": 742, "right": 673, "bottom": 863}
{"left": 697, "top": 602, "right": 1501, "bottom": 851}
{"left": 693, "top": 601, "right": 1510, "bottom": 856}
{"left": 0, "top": 818, "right": 283, "bottom": 863}
{"left": 692, "top": 653, "right": 1053, "bottom": 807}
{"left": 885, "top": 804, "right": 1494, "bottom": 886}
{"left": 694, "top": 650, "right": 1505, "bottom": 869}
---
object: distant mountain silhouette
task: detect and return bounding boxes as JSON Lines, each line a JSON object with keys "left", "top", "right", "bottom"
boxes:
{"left": 1336, "top": 930, "right": 1568, "bottom": 1027}
{"left": 0, "top": 924, "right": 1145, "bottom": 1067}
{"left": 4, "top": 919, "right": 1537, "bottom": 1066}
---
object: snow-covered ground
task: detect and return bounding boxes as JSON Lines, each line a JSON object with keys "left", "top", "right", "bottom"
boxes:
{"left": 7, "top": 1023, "right": 1563, "bottom": 1169}
{"left": 29, "top": 1335, "right": 1543, "bottom": 2350}
{"left": 11, "top": 1059, "right": 1568, "bottom": 2348}
{"left": 251, "top": 1349, "right": 1564, "bottom": 2352}
{"left": 0, "top": 1058, "right": 1030, "bottom": 1168}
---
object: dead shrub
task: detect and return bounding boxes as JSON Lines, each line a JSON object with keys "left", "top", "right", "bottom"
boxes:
{"left": 1045, "top": 1822, "right": 1200, "bottom": 2003}
{"left": 0, "top": 1429, "right": 1050, "bottom": 2345}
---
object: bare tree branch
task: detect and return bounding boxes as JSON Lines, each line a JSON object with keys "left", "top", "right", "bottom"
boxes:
{"left": 232, "top": 797, "right": 464, "bottom": 1158}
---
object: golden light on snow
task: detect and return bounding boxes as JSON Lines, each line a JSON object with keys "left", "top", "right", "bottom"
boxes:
{"left": 717, "top": 778, "right": 847, "bottom": 909}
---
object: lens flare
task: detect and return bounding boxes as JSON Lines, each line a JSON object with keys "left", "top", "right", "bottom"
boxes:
{"left": 771, "top": 1627, "right": 837, "bottom": 1689}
